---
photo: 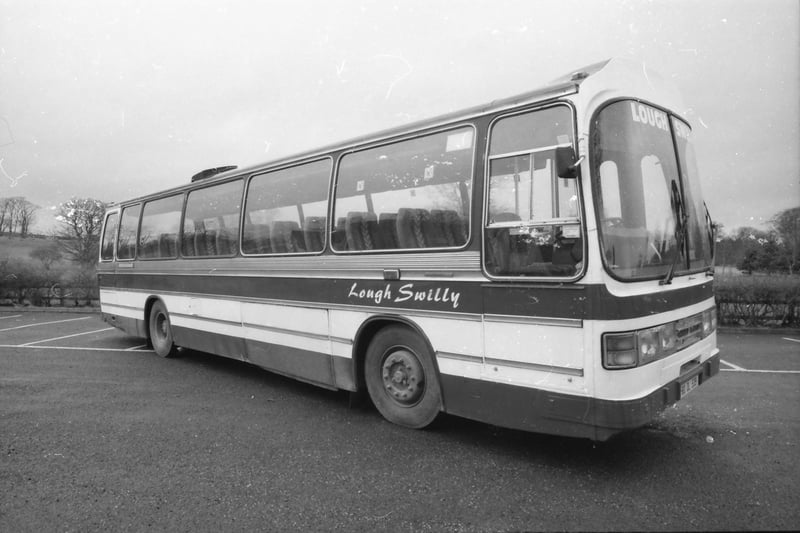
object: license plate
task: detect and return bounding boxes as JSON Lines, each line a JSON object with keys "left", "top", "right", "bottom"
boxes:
{"left": 680, "top": 374, "right": 700, "bottom": 398}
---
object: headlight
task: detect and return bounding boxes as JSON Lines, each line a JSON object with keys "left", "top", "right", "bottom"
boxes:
{"left": 603, "top": 307, "right": 716, "bottom": 370}
{"left": 604, "top": 333, "right": 638, "bottom": 369}
{"left": 702, "top": 307, "right": 717, "bottom": 336}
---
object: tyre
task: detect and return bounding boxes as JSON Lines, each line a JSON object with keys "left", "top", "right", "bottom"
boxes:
{"left": 148, "top": 300, "right": 179, "bottom": 358}
{"left": 364, "top": 325, "right": 442, "bottom": 429}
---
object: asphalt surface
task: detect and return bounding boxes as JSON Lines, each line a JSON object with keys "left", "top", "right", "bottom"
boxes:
{"left": 1, "top": 312, "right": 798, "bottom": 532}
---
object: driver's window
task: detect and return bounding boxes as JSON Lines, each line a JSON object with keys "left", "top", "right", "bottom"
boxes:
{"left": 485, "top": 105, "right": 582, "bottom": 278}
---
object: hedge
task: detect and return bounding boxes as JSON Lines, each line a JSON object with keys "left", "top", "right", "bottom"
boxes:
{"left": 714, "top": 273, "right": 800, "bottom": 327}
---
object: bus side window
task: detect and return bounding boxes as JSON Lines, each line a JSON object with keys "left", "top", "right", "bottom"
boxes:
{"left": 242, "top": 159, "right": 331, "bottom": 255}
{"left": 117, "top": 204, "right": 141, "bottom": 260}
{"left": 303, "top": 216, "right": 325, "bottom": 252}
{"left": 100, "top": 212, "right": 119, "bottom": 261}
{"left": 182, "top": 180, "right": 242, "bottom": 257}
{"left": 333, "top": 126, "right": 474, "bottom": 252}
{"left": 139, "top": 194, "right": 183, "bottom": 260}
{"left": 485, "top": 105, "right": 582, "bottom": 277}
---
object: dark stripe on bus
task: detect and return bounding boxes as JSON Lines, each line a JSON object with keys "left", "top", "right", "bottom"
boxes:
{"left": 99, "top": 273, "right": 713, "bottom": 321}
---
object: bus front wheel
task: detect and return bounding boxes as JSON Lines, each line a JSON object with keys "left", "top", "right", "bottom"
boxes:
{"left": 365, "top": 326, "right": 442, "bottom": 429}
{"left": 148, "top": 300, "right": 179, "bottom": 358}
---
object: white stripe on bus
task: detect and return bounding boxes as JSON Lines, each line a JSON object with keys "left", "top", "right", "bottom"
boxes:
{"left": 101, "top": 289, "right": 591, "bottom": 394}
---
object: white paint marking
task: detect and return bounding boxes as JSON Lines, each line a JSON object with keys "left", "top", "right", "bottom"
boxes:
{"left": 21, "top": 327, "right": 115, "bottom": 346}
{"left": 721, "top": 368, "right": 800, "bottom": 374}
{"left": 720, "top": 359, "right": 746, "bottom": 371}
{"left": 0, "top": 344, "right": 153, "bottom": 353}
{"left": 125, "top": 344, "right": 148, "bottom": 351}
{"left": 0, "top": 316, "right": 91, "bottom": 332}
{"left": 0, "top": 314, "right": 22, "bottom": 320}
{"left": 782, "top": 337, "right": 800, "bottom": 344}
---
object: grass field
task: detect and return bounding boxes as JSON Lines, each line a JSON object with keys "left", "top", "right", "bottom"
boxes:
{"left": 0, "top": 234, "right": 55, "bottom": 259}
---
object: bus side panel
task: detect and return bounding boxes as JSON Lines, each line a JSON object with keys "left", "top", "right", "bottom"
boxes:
{"left": 101, "top": 311, "right": 145, "bottom": 340}
{"left": 99, "top": 285, "right": 148, "bottom": 339}
{"left": 411, "top": 315, "right": 485, "bottom": 394}
{"left": 244, "top": 340, "right": 337, "bottom": 390}
{"left": 242, "top": 301, "right": 335, "bottom": 389}
{"left": 162, "top": 294, "right": 337, "bottom": 388}
{"left": 172, "top": 325, "right": 247, "bottom": 362}
{"left": 482, "top": 321, "right": 585, "bottom": 386}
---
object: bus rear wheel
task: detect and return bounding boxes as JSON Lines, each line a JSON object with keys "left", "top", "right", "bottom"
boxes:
{"left": 364, "top": 326, "right": 442, "bottom": 429}
{"left": 148, "top": 300, "right": 179, "bottom": 358}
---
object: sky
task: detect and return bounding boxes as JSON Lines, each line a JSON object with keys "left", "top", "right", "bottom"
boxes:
{"left": 0, "top": 0, "right": 798, "bottom": 235}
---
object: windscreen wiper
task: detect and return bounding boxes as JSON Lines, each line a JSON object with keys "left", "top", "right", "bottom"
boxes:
{"left": 704, "top": 201, "right": 716, "bottom": 276}
{"left": 660, "top": 180, "right": 688, "bottom": 285}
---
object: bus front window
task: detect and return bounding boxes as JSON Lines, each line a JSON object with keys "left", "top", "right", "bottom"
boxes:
{"left": 593, "top": 100, "right": 713, "bottom": 280}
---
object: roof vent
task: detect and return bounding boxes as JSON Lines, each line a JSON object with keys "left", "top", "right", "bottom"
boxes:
{"left": 191, "top": 165, "right": 237, "bottom": 182}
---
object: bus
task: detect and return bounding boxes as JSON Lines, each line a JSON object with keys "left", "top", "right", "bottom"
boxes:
{"left": 97, "top": 58, "right": 719, "bottom": 441}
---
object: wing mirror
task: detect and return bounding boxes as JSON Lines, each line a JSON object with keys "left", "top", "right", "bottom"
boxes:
{"left": 555, "top": 146, "right": 583, "bottom": 179}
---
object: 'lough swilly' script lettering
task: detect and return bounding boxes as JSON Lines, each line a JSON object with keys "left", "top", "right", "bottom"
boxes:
{"left": 347, "top": 282, "right": 461, "bottom": 309}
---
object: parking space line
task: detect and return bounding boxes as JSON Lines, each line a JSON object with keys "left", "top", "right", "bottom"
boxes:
{"left": 0, "top": 316, "right": 91, "bottom": 332}
{"left": 782, "top": 337, "right": 800, "bottom": 344}
{"left": 126, "top": 344, "right": 149, "bottom": 351}
{"left": 0, "top": 314, "right": 22, "bottom": 320}
{"left": 721, "top": 368, "right": 800, "bottom": 374}
{"left": 20, "top": 327, "right": 115, "bottom": 346}
{"left": 720, "top": 359, "right": 746, "bottom": 371}
{"left": 0, "top": 344, "right": 153, "bottom": 353}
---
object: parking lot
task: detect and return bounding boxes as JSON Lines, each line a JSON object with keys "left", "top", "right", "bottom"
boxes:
{"left": 1, "top": 311, "right": 799, "bottom": 531}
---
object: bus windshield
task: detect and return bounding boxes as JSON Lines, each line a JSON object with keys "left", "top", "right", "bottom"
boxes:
{"left": 593, "top": 100, "right": 713, "bottom": 280}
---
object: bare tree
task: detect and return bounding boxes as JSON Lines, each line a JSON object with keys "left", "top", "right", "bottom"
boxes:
{"left": 0, "top": 197, "right": 37, "bottom": 236}
{"left": 16, "top": 198, "right": 38, "bottom": 237}
{"left": 30, "top": 243, "right": 63, "bottom": 270}
{"left": 1, "top": 197, "right": 20, "bottom": 234}
{"left": 0, "top": 197, "right": 8, "bottom": 234}
{"left": 54, "top": 197, "right": 108, "bottom": 265}
{"left": 771, "top": 206, "right": 800, "bottom": 275}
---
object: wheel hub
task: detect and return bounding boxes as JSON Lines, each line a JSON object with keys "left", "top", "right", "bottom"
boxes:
{"left": 381, "top": 349, "right": 424, "bottom": 406}
{"left": 156, "top": 314, "right": 168, "bottom": 337}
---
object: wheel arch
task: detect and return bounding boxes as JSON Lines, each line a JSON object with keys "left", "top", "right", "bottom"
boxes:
{"left": 143, "top": 295, "right": 164, "bottom": 341}
{"left": 351, "top": 315, "right": 444, "bottom": 408}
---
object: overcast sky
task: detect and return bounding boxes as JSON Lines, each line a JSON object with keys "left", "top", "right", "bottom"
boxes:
{"left": 1, "top": 0, "right": 797, "bottom": 234}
